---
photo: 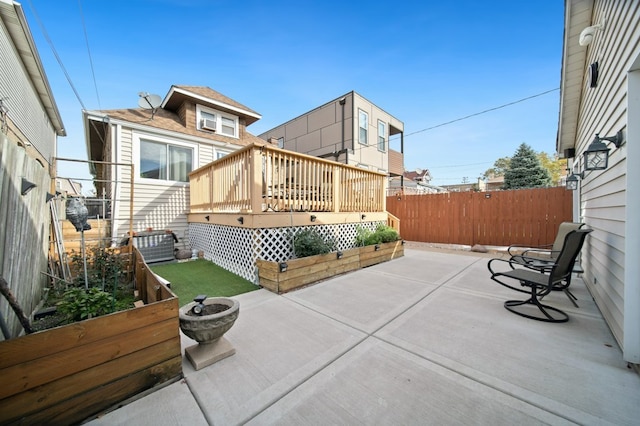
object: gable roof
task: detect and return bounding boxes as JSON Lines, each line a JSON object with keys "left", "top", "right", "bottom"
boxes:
{"left": 162, "top": 85, "right": 262, "bottom": 125}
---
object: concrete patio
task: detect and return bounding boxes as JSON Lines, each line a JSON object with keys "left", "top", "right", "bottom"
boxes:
{"left": 86, "top": 245, "right": 640, "bottom": 425}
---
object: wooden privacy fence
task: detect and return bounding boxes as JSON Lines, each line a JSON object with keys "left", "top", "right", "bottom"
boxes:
{"left": 387, "top": 187, "right": 573, "bottom": 247}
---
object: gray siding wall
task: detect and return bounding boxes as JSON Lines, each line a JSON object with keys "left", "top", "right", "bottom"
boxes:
{"left": 0, "top": 15, "right": 56, "bottom": 164}
{"left": 574, "top": 0, "right": 640, "bottom": 350}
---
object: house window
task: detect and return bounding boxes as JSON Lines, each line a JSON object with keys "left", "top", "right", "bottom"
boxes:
{"left": 140, "top": 140, "right": 193, "bottom": 182}
{"left": 197, "top": 105, "right": 238, "bottom": 138}
{"left": 378, "top": 120, "right": 386, "bottom": 152}
{"left": 359, "top": 110, "right": 368, "bottom": 145}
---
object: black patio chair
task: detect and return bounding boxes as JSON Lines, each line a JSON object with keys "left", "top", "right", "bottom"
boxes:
{"left": 487, "top": 228, "right": 592, "bottom": 323}
{"left": 507, "top": 222, "right": 585, "bottom": 307}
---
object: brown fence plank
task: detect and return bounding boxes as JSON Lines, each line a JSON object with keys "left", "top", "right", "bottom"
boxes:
{"left": 0, "top": 317, "right": 178, "bottom": 399}
{"left": 388, "top": 187, "right": 572, "bottom": 247}
{"left": 0, "top": 299, "right": 177, "bottom": 370}
{"left": 0, "top": 337, "right": 181, "bottom": 423}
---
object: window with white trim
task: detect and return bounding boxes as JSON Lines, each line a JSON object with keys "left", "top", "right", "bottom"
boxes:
{"left": 359, "top": 109, "right": 368, "bottom": 145}
{"left": 196, "top": 105, "right": 239, "bottom": 138}
{"left": 140, "top": 139, "right": 193, "bottom": 182}
{"left": 378, "top": 120, "right": 386, "bottom": 152}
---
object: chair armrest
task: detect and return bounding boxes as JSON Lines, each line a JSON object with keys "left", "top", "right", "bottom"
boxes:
{"left": 507, "top": 243, "right": 553, "bottom": 257}
{"left": 510, "top": 255, "right": 555, "bottom": 272}
{"left": 487, "top": 257, "right": 514, "bottom": 275}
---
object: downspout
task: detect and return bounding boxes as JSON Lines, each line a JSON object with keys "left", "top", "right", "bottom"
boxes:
{"left": 339, "top": 97, "right": 346, "bottom": 163}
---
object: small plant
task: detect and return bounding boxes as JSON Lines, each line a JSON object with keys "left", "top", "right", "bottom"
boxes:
{"left": 293, "top": 228, "right": 336, "bottom": 258}
{"left": 58, "top": 287, "right": 116, "bottom": 321}
{"left": 355, "top": 224, "right": 400, "bottom": 246}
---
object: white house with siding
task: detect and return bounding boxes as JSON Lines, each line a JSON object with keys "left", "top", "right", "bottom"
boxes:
{"left": 0, "top": 0, "right": 65, "bottom": 339}
{"left": 558, "top": 0, "right": 640, "bottom": 365}
{"left": 83, "top": 85, "right": 265, "bottom": 246}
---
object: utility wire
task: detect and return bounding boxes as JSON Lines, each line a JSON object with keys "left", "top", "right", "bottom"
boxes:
{"left": 393, "top": 88, "right": 560, "bottom": 140}
{"left": 78, "top": 0, "right": 101, "bottom": 110}
{"left": 26, "top": 0, "right": 87, "bottom": 110}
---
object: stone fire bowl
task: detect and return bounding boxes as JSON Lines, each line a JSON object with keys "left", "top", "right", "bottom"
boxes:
{"left": 179, "top": 297, "right": 240, "bottom": 344}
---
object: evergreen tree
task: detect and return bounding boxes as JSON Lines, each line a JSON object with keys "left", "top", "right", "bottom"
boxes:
{"left": 503, "top": 143, "right": 552, "bottom": 189}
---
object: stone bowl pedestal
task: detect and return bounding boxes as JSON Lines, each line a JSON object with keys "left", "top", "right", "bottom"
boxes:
{"left": 179, "top": 297, "right": 239, "bottom": 370}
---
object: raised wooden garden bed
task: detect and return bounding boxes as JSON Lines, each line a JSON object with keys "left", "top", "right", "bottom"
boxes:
{"left": 0, "top": 248, "right": 181, "bottom": 425}
{"left": 257, "top": 240, "right": 404, "bottom": 293}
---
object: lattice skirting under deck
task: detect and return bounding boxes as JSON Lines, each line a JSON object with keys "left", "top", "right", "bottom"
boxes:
{"left": 188, "top": 221, "right": 383, "bottom": 284}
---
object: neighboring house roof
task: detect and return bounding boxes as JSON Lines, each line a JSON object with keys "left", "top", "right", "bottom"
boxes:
{"left": 91, "top": 107, "right": 265, "bottom": 145}
{"left": 163, "top": 85, "right": 262, "bottom": 125}
{"left": 557, "top": 0, "right": 593, "bottom": 155}
{"left": 403, "top": 169, "right": 431, "bottom": 182}
{"left": 0, "top": 0, "right": 65, "bottom": 136}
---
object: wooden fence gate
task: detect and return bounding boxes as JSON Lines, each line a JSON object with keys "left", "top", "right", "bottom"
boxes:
{"left": 386, "top": 187, "right": 573, "bottom": 247}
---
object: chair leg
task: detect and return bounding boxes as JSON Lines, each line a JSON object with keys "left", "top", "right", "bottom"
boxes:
{"left": 504, "top": 286, "right": 569, "bottom": 323}
{"left": 564, "top": 289, "right": 579, "bottom": 308}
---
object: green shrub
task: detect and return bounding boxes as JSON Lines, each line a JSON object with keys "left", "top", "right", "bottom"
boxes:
{"left": 293, "top": 228, "right": 336, "bottom": 258}
{"left": 355, "top": 224, "right": 400, "bottom": 246}
{"left": 58, "top": 287, "right": 116, "bottom": 321}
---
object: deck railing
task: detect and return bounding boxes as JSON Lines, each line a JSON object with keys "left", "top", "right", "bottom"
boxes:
{"left": 189, "top": 144, "right": 387, "bottom": 213}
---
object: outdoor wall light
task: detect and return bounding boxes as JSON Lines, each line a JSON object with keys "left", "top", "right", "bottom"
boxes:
{"left": 279, "top": 262, "right": 288, "bottom": 273}
{"left": 565, "top": 172, "right": 584, "bottom": 191}
{"left": 205, "top": 215, "right": 210, "bottom": 221}
{"left": 374, "top": 244, "right": 380, "bottom": 251}
{"left": 336, "top": 251, "right": 343, "bottom": 259}
{"left": 361, "top": 214, "right": 366, "bottom": 220}
{"left": 583, "top": 130, "right": 625, "bottom": 171}
{"left": 310, "top": 215, "right": 317, "bottom": 222}
{"left": 21, "top": 177, "right": 36, "bottom": 195}
{"left": 237, "top": 217, "right": 244, "bottom": 224}
{"left": 45, "top": 192, "right": 56, "bottom": 202}
{"left": 579, "top": 21, "right": 605, "bottom": 46}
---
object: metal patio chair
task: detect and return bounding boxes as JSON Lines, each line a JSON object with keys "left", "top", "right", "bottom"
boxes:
{"left": 507, "top": 222, "right": 585, "bottom": 307}
{"left": 487, "top": 228, "right": 592, "bottom": 323}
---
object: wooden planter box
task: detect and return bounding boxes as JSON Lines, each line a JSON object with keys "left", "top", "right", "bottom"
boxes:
{"left": 0, "top": 248, "right": 181, "bottom": 425}
{"left": 257, "top": 240, "right": 404, "bottom": 293}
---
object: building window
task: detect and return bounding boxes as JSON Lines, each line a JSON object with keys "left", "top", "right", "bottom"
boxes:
{"left": 378, "top": 120, "right": 386, "bottom": 152}
{"left": 359, "top": 110, "right": 368, "bottom": 145}
{"left": 277, "top": 137, "right": 284, "bottom": 149}
{"left": 140, "top": 140, "right": 193, "bottom": 182}
{"left": 196, "top": 105, "right": 238, "bottom": 138}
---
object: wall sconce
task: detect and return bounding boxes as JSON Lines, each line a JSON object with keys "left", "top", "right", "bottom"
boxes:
{"left": 21, "top": 177, "right": 36, "bottom": 195}
{"left": 374, "top": 244, "right": 380, "bottom": 251}
{"left": 310, "top": 215, "right": 317, "bottom": 222}
{"left": 237, "top": 217, "right": 244, "bottom": 224}
{"left": 45, "top": 192, "right": 56, "bottom": 202}
{"left": 565, "top": 172, "right": 583, "bottom": 191}
{"left": 205, "top": 215, "right": 210, "bottom": 221}
{"left": 361, "top": 214, "right": 366, "bottom": 220}
{"left": 583, "top": 130, "right": 625, "bottom": 171}
{"left": 336, "top": 251, "right": 343, "bottom": 259}
{"left": 279, "top": 262, "right": 288, "bottom": 273}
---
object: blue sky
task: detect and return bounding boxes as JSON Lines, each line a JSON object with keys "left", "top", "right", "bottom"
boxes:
{"left": 22, "top": 0, "right": 565, "bottom": 187}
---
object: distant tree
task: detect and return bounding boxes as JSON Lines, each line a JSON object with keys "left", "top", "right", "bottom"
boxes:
{"left": 537, "top": 152, "right": 567, "bottom": 186}
{"left": 483, "top": 157, "right": 511, "bottom": 179}
{"left": 503, "top": 143, "right": 552, "bottom": 189}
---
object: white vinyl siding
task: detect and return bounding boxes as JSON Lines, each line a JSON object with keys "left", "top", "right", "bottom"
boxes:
{"left": 0, "top": 15, "right": 56, "bottom": 163}
{"left": 110, "top": 129, "right": 197, "bottom": 242}
{"left": 570, "top": 0, "right": 640, "bottom": 354}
